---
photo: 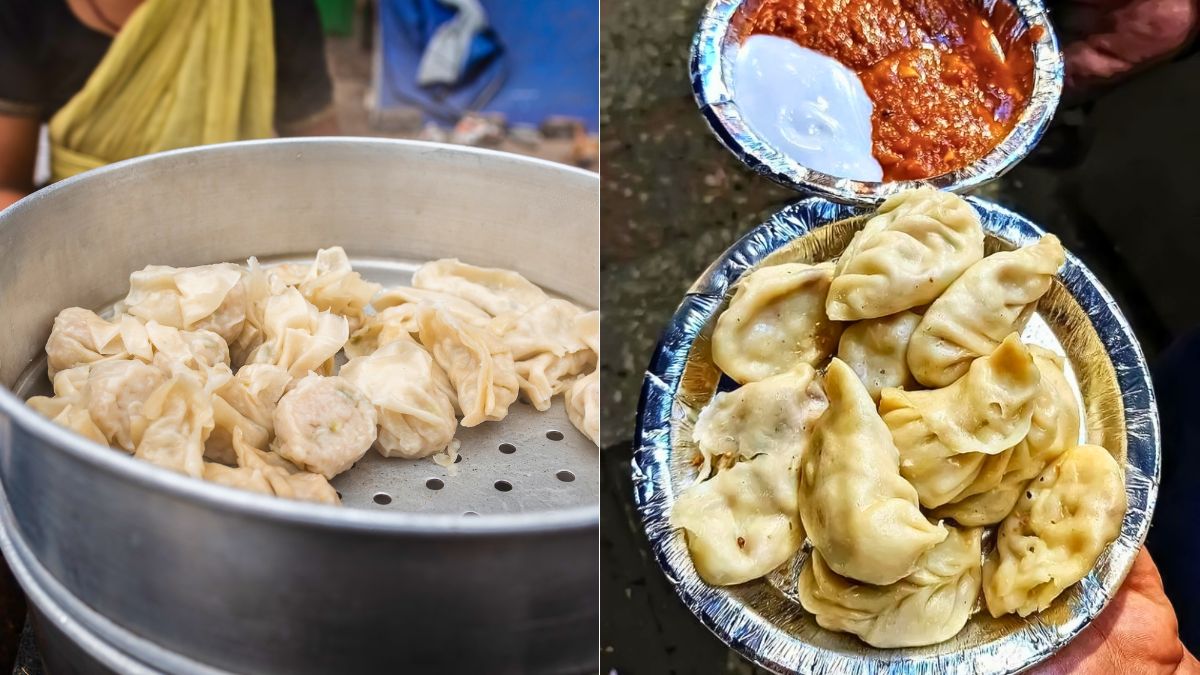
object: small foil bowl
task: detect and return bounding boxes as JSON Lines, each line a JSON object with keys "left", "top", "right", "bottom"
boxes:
{"left": 690, "top": 0, "right": 1065, "bottom": 205}
{"left": 633, "top": 197, "right": 1158, "bottom": 674}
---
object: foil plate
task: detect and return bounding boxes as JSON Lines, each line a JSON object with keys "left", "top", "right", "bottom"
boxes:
{"left": 690, "top": 0, "right": 1065, "bottom": 205}
{"left": 632, "top": 197, "right": 1159, "bottom": 674}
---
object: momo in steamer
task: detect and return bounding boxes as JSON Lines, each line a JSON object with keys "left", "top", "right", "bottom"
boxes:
{"left": 0, "top": 139, "right": 600, "bottom": 674}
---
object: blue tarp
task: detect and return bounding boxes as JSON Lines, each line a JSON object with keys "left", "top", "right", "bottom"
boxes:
{"left": 378, "top": 0, "right": 598, "bottom": 131}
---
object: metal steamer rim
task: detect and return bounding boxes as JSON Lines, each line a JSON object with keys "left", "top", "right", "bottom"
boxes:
{"left": 0, "top": 140, "right": 600, "bottom": 536}
{"left": 632, "top": 197, "right": 1159, "bottom": 674}
{"left": 689, "top": 0, "right": 1065, "bottom": 205}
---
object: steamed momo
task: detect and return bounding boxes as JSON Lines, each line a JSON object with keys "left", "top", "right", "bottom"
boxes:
{"left": 345, "top": 305, "right": 420, "bottom": 359}
{"left": 575, "top": 310, "right": 599, "bottom": 355}
{"left": 491, "top": 299, "right": 594, "bottom": 411}
{"left": 908, "top": 235, "right": 1066, "bottom": 387}
{"left": 28, "top": 249, "right": 595, "bottom": 505}
{"left": 346, "top": 286, "right": 494, "bottom": 359}
{"left": 671, "top": 451, "right": 805, "bottom": 586}
{"left": 691, "top": 366, "right": 827, "bottom": 479}
{"left": 121, "top": 263, "right": 247, "bottom": 344}
{"left": 711, "top": 262, "right": 841, "bottom": 384}
{"left": 372, "top": 286, "right": 492, "bottom": 325}
{"left": 798, "top": 525, "right": 982, "bottom": 648}
{"left": 340, "top": 338, "right": 457, "bottom": 459}
{"left": 45, "top": 308, "right": 147, "bottom": 377}
{"left": 984, "top": 444, "right": 1126, "bottom": 617}
{"left": 26, "top": 365, "right": 108, "bottom": 445}
{"left": 271, "top": 374, "right": 378, "bottom": 479}
{"left": 826, "top": 188, "right": 984, "bottom": 321}
{"left": 247, "top": 287, "right": 349, "bottom": 378}
{"left": 566, "top": 369, "right": 599, "bottom": 446}
{"left": 412, "top": 258, "right": 548, "bottom": 317}
{"left": 798, "top": 358, "right": 947, "bottom": 585}
{"left": 836, "top": 311, "right": 921, "bottom": 400}
{"left": 292, "top": 247, "right": 381, "bottom": 329}
{"left": 208, "top": 364, "right": 292, "bottom": 461}
{"left": 417, "top": 306, "right": 519, "bottom": 427}
{"left": 133, "top": 373, "right": 214, "bottom": 479}
{"left": 143, "top": 322, "right": 231, "bottom": 384}
{"left": 934, "top": 347, "right": 1081, "bottom": 526}
{"left": 205, "top": 427, "right": 340, "bottom": 505}
{"left": 516, "top": 351, "right": 595, "bottom": 411}
{"left": 882, "top": 334, "right": 1041, "bottom": 508}
{"left": 490, "top": 299, "right": 588, "bottom": 361}
{"left": 85, "top": 359, "right": 168, "bottom": 452}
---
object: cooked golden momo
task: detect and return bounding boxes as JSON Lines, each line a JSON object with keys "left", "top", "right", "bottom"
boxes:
{"left": 835, "top": 311, "right": 921, "bottom": 401}
{"left": 798, "top": 359, "right": 947, "bottom": 586}
{"left": 908, "top": 234, "right": 1065, "bottom": 388}
{"left": 825, "top": 188, "right": 984, "bottom": 322}
{"left": 711, "top": 262, "right": 841, "bottom": 384}
{"left": 691, "top": 366, "right": 827, "bottom": 479}
{"left": 798, "top": 526, "right": 982, "bottom": 648}
{"left": 934, "top": 346, "right": 1081, "bottom": 526}
{"left": 671, "top": 451, "right": 805, "bottom": 586}
{"left": 882, "top": 334, "right": 1041, "bottom": 508}
{"left": 984, "top": 444, "right": 1126, "bottom": 617}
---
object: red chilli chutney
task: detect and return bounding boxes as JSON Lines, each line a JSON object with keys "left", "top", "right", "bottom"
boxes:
{"left": 747, "top": 0, "right": 1039, "bottom": 181}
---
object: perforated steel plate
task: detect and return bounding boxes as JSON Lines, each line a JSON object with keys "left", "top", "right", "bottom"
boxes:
{"left": 13, "top": 255, "right": 599, "bottom": 516}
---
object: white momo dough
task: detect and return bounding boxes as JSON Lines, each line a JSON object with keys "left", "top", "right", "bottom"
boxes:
{"left": 691, "top": 365, "right": 827, "bottom": 479}
{"left": 835, "top": 310, "right": 921, "bottom": 401}
{"left": 826, "top": 188, "right": 984, "bottom": 322}
{"left": 983, "top": 444, "right": 1126, "bottom": 617}
{"left": 798, "top": 525, "right": 982, "bottom": 648}
{"left": 711, "top": 261, "right": 841, "bottom": 384}
{"left": 881, "top": 334, "right": 1042, "bottom": 508}
{"left": 671, "top": 451, "right": 806, "bottom": 586}
{"left": 908, "top": 234, "right": 1065, "bottom": 388}
{"left": 798, "top": 358, "right": 947, "bottom": 585}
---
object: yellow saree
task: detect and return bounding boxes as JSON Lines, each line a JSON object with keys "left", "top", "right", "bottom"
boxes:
{"left": 49, "top": 0, "right": 276, "bottom": 182}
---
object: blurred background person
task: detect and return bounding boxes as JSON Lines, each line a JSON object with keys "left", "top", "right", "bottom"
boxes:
{"left": 0, "top": 0, "right": 338, "bottom": 210}
{"left": 0, "top": 0, "right": 598, "bottom": 213}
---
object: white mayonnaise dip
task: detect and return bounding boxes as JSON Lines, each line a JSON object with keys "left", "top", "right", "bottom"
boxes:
{"left": 733, "top": 35, "right": 883, "bottom": 182}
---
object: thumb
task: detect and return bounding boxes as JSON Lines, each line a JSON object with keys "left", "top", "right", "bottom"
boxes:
{"left": 1033, "top": 548, "right": 1195, "bottom": 674}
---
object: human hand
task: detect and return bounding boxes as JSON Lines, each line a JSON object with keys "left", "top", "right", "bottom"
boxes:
{"left": 1061, "top": 0, "right": 1198, "bottom": 98}
{"left": 1032, "top": 547, "right": 1200, "bottom": 674}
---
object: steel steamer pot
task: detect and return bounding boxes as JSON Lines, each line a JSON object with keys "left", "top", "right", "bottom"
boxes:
{"left": 0, "top": 139, "right": 599, "bottom": 674}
